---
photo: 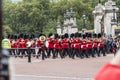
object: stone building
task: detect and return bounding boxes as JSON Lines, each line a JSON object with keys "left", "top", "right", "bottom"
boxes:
{"left": 56, "top": 8, "right": 78, "bottom": 35}
{"left": 93, "top": 0, "right": 119, "bottom": 36}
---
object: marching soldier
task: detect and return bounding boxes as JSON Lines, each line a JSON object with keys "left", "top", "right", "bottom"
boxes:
{"left": 54, "top": 34, "right": 63, "bottom": 58}
{"left": 81, "top": 34, "right": 89, "bottom": 58}
{"left": 39, "top": 34, "right": 47, "bottom": 60}
{"left": 70, "top": 33, "right": 75, "bottom": 57}
{"left": 61, "top": 33, "right": 71, "bottom": 58}
{"left": 47, "top": 33, "right": 55, "bottom": 58}
{"left": 72, "top": 33, "right": 83, "bottom": 59}
{"left": 98, "top": 33, "right": 106, "bottom": 56}
{"left": 11, "top": 35, "right": 17, "bottom": 56}
{"left": 86, "top": 33, "right": 95, "bottom": 57}
{"left": 30, "top": 34, "right": 36, "bottom": 57}
{"left": 17, "top": 33, "right": 25, "bottom": 57}
{"left": 24, "top": 35, "right": 30, "bottom": 56}
{"left": 93, "top": 34, "right": 99, "bottom": 57}
{"left": 37, "top": 34, "right": 42, "bottom": 58}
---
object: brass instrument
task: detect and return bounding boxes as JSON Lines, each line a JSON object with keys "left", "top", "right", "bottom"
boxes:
{"left": 39, "top": 35, "right": 46, "bottom": 42}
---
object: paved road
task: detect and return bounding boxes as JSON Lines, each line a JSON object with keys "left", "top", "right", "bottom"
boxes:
{"left": 10, "top": 54, "right": 114, "bottom": 80}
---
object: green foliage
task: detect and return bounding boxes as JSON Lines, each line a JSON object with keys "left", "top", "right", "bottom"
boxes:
{"left": 3, "top": 0, "right": 120, "bottom": 35}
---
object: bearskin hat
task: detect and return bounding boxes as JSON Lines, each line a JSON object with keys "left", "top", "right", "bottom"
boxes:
{"left": 48, "top": 33, "right": 53, "bottom": 38}
{"left": 70, "top": 33, "right": 74, "bottom": 38}
{"left": 19, "top": 33, "right": 24, "bottom": 38}
{"left": 98, "top": 33, "right": 102, "bottom": 38}
{"left": 82, "top": 34, "right": 86, "bottom": 39}
{"left": 54, "top": 33, "right": 59, "bottom": 39}
{"left": 88, "top": 33, "right": 92, "bottom": 38}
{"left": 78, "top": 33, "right": 82, "bottom": 37}
{"left": 93, "top": 33, "right": 97, "bottom": 38}
{"left": 75, "top": 32, "right": 79, "bottom": 38}
{"left": 24, "top": 34, "right": 29, "bottom": 39}
{"left": 14, "top": 35, "right": 17, "bottom": 40}
{"left": 61, "top": 35, "right": 64, "bottom": 39}
{"left": 38, "top": 33, "right": 42, "bottom": 37}
{"left": 64, "top": 33, "right": 69, "bottom": 38}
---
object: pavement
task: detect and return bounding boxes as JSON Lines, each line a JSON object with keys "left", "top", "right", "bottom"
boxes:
{"left": 9, "top": 54, "right": 114, "bottom": 80}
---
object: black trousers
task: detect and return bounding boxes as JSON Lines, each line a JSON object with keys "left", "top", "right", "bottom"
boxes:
{"left": 72, "top": 49, "right": 83, "bottom": 58}
{"left": 41, "top": 49, "right": 46, "bottom": 60}
{"left": 9, "top": 49, "right": 16, "bottom": 55}
{"left": 47, "top": 48, "right": 55, "bottom": 58}
{"left": 30, "top": 49, "right": 35, "bottom": 56}
{"left": 62, "top": 48, "right": 71, "bottom": 58}
{"left": 93, "top": 48, "right": 99, "bottom": 56}
{"left": 99, "top": 47, "right": 106, "bottom": 56}
{"left": 54, "top": 49, "right": 63, "bottom": 58}
{"left": 87, "top": 49, "right": 94, "bottom": 57}
{"left": 81, "top": 50, "right": 89, "bottom": 58}
{"left": 70, "top": 48, "right": 74, "bottom": 57}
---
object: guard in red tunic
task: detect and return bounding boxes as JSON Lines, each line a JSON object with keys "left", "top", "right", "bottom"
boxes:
{"left": 70, "top": 33, "right": 75, "bottom": 57}
{"left": 11, "top": 35, "right": 17, "bottom": 57}
{"left": 98, "top": 33, "right": 106, "bottom": 56}
{"left": 54, "top": 34, "right": 63, "bottom": 58}
{"left": 37, "top": 34, "right": 42, "bottom": 58}
{"left": 24, "top": 35, "right": 29, "bottom": 56}
{"left": 47, "top": 33, "right": 55, "bottom": 58}
{"left": 86, "top": 33, "right": 95, "bottom": 57}
{"left": 61, "top": 33, "right": 71, "bottom": 58}
{"left": 93, "top": 34, "right": 99, "bottom": 57}
{"left": 72, "top": 33, "right": 83, "bottom": 59}
{"left": 17, "top": 33, "right": 24, "bottom": 57}
{"left": 29, "top": 34, "right": 36, "bottom": 57}
{"left": 40, "top": 34, "right": 47, "bottom": 60}
{"left": 81, "top": 34, "right": 89, "bottom": 58}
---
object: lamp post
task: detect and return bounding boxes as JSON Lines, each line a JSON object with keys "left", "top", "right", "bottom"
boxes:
{"left": 82, "top": 14, "right": 87, "bottom": 34}
{"left": 111, "top": 4, "right": 117, "bottom": 36}
{"left": 111, "top": 4, "right": 117, "bottom": 24}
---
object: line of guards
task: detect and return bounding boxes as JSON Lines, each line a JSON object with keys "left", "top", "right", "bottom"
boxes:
{"left": 2, "top": 32, "right": 119, "bottom": 60}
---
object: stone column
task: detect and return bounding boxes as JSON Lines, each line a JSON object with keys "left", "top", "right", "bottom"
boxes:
{"left": 104, "top": 0, "right": 119, "bottom": 36}
{"left": 63, "top": 19, "right": 69, "bottom": 34}
{"left": 111, "top": 24, "right": 117, "bottom": 37}
{"left": 93, "top": 3, "right": 104, "bottom": 34}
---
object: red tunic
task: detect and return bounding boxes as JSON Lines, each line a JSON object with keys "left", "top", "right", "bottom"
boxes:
{"left": 74, "top": 39, "right": 81, "bottom": 49}
{"left": 93, "top": 42, "right": 97, "bottom": 48}
{"left": 95, "top": 63, "right": 120, "bottom": 80}
{"left": 86, "top": 41, "right": 92, "bottom": 49}
{"left": 54, "top": 39, "right": 61, "bottom": 50}
{"left": 70, "top": 39, "right": 76, "bottom": 49}
{"left": 48, "top": 38, "right": 54, "bottom": 48}
{"left": 17, "top": 39, "right": 23, "bottom": 48}
{"left": 37, "top": 40, "right": 42, "bottom": 49}
{"left": 24, "top": 39, "right": 29, "bottom": 48}
{"left": 81, "top": 41, "right": 87, "bottom": 50}
{"left": 98, "top": 42, "right": 104, "bottom": 48}
{"left": 61, "top": 39, "right": 69, "bottom": 49}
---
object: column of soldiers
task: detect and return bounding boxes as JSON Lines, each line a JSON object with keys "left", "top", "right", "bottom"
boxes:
{"left": 5, "top": 32, "right": 120, "bottom": 60}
